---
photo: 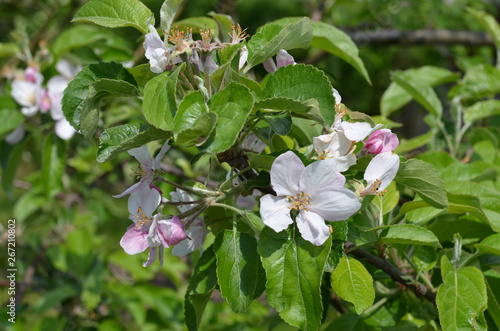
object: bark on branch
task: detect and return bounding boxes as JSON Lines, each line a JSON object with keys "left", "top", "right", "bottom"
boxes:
{"left": 345, "top": 28, "right": 494, "bottom": 46}
{"left": 344, "top": 241, "right": 437, "bottom": 305}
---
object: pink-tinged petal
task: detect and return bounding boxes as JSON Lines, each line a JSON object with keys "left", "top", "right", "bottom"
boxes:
{"left": 128, "top": 146, "right": 154, "bottom": 170}
{"left": 11, "top": 80, "right": 37, "bottom": 108}
{"left": 339, "top": 122, "right": 374, "bottom": 142}
{"left": 276, "top": 50, "right": 295, "bottom": 68}
{"left": 364, "top": 129, "right": 399, "bottom": 154}
{"left": 144, "top": 25, "right": 166, "bottom": 52}
{"left": 120, "top": 226, "right": 148, "bottom": 254}
{"left": 308, "top": 187, "right": 361, "bottom": 222}
{"left": 259, "top": 194, "right": 293, "bottom": 233}
{"left": 263, "top": 58, "right": 277, "bottom": 73}
{"left": 56, "top": 60, "right": 81, "bottom": 79}
{"left": 157, "top": 216, "right": 186, "bottom": 247}
{"left": 143, "top": 246, "right": 158, "bottom": 267}
{"left": 172, "top": 221, "right": 206, "bottom": 256}
{"left": 296, "top": 211, "right": 330, "bottom": 246}
{"left": 301, "top": 158, "right": 345, "bottom": 194}
{"left": 271, "top": 151, "right": 304, "bottom": 196}
{"left": 55, "top": 119, "right": 76, "bottom": 140}
{"left": 364, "top": 152, "right": 400, "bottom": 191}
{"left": 113, "top": 181, "right": 142, "bottom": 198}
{"left": 153, "top": 140, "right": 170, "bottom": 169}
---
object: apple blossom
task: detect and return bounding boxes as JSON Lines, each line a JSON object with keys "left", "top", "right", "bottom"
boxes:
{"left": 260, "top": 151, "right": 361, "bottom": 246}
{"left": 364, "top": 129, "right": 399, "bottom": 154}
{"left": 263, "top": 49, "right": 296, "bottom": 73}
{"left": 11, "top": 66, "right": 48, "bottom": 116}
{"left": 359, "top": 152, "right": 400, "bottom": 196}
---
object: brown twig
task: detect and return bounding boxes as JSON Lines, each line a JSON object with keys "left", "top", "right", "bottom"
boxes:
{"left": 344, "top": 241, "right": 436, "bottom": 305}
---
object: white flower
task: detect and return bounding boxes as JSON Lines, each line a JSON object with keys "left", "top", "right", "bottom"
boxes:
{"left": 144, "top": 24, "right": 174, "bottom": 73}
{"left": 10, "top": 67, "right": 47, "bottom": 116}
{"left": 359, "top": 152, "right": 400, "bottom": 196}
{"left": 260, "top": 151, "right": 361, "bottom": 246}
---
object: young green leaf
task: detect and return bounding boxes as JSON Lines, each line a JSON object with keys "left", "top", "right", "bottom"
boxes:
{"left": 258, "top": 226, "right": 332, "bottom": 331}
{"left": 203, "top": 83, "right": 254, "bottom": 153}
{"left": 42, "top": 133, "right": 66, "bottom": 198}
{"left": 475, "top": 233, "right": 500, "bottom": 256}
{"left": 97, "top": 123, "right": 171, "bottom": 162}
{"left": 160, "top": 0, "right": 183, "bottom": 33}
{"left": 436, "top": 256, "right": 488, "bottom": 331}
{"left": 395, "top": 158, "right": 448, "bottom": 209}
{"left": 464, "top": 100, "right": 500, "bottom": 124}
{"left": 62, "top": 62, "right": 138, "bottom": 133}
{"left": 214, "top": 230, "right": 263, "bottom": 313}
{"left": 261, "top": 64, "right": 335, "bottom": 127}
{"left": 72, "top": 0, "right": 154, "bottom": 34}
{"left": 381, "top": 66, "right": 459, "bottom": 118}
{"left": 391, "top": 71, "right": 443, "bottom": 118}
{"left": 143, "top": 64, "right": 184, "bottom": 131}
{"left": 331, "top": 256, "right": 375, "bottom": 315}
{"left": 245, "top": 18, "right": 312, "bottom": 71}
{"left": 448, "top": 64, "right": 500, "bottom": 100}
{"left": 379, "top": 224, "right": 441, "bottom": 248}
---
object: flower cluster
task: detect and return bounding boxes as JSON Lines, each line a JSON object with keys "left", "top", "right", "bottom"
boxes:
{"left": 8, "top": 60, "right": 80, "bottom": 143}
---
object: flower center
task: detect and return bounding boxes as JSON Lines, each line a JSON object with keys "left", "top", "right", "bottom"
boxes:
{"left": 287, "top": 192, "right": 312, "bottom": 212}
{"left": 133, "top": 207, "right": 153, "bottom": 228}
{"left": 229, "top": 24, "right": 249, "bottom": 44}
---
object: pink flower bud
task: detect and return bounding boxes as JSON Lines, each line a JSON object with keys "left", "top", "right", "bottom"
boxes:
{"left": 364, "top": 129, "right": 399, "bottom": 154}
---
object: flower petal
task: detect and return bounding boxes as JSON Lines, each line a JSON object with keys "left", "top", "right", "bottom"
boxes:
{"left": 364, "top": 152, "right": 400, "bottom": 190}
{"left": 55, "top": 118, "right": 76, "bottom": 140}
{"left": 271, "top": 151, "right": 304, "bottom": 196}
{"left": 308, "top": 187, "right": 361, "bottom": 222}
{"left": 339, "top": 122, "right": 374, "bottom": 142}
{"left": 153, "top": 140, "right": 170, "bottom": 169}
{"left": 120, "top": 226, "right": 148, "bottom": 255}
{"left": 259, "top": 194, "right": 293, "bottom": 233}
{"left": 301, "top": 158, "right": 345, "bottom": 194}
{"left": 128, "top": 146, "right": 153, "bottom": 170}
{"left": 157, "top": 216, "right": 186, "bottom": 247}
{"left": 172, "top": 220, "right": 206, "bottom": 256}
{"left": 296, "top": 210, "right": 330, "bottom": 246}
{"left": 143, "top": 246, "right": 158, "bottom": 267}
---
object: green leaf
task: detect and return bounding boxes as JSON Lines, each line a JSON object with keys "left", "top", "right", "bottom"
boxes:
{"left": 464, "top": 100, "right": 500, "bottom": 124}
{"left": 371, "top": 181, "right": 399, "bottom": 215}
{"left": 185, "top": 245, "right": 217, "bottom": 331}
{"left": 484, "top": 270, "right": 500, "bottom": 329}
{"left": 62, "top": 62, "right": 137, "bottom": 132}
{"left": 310, "top": 21, "right": 371, "bottom": 84}
{"left": 72, "top": 0, "right": 154, "bottom": 34}
{"left": 391, "top": 71, "right": 443, "bottom": 118}
{"left": 246, "top": 152, "right": 275, "bottom": 171}
{"left": 160, "top": 0, "right": 183, "bottom": 33}
{"left": 413, "top": 245, "right": 437, "bottom": 271}
{"left": 42, "top": 133, "right": 66, "bottom": 198}
{"left": 467, "top": 8, "right": 500, "bottom": 49}
{"left": 475, "top": 234, "right": 500, "bottom": 256}
{"left": 214, "top": 230, "right": 263, "bottom": 313}
{"left": 245, "top": 18, "right": 312, "bottom": 71}
{"left": 174, "top": 17, "right": 219, "bottom": 40}
{"left": 395, "top": 158, "right": 448, "bottom": 209}
{"left": 449, "top": 64, "right": 500, "bottom": 100}
{"left": 80, "top": 78, "right": 140, "bottom": 138}
{"left": 33, "top": 284, "right": 79, "bottom": 314}
{"left": 52, "top": 25, "right": 132, "bottom": 58}
{"left": 259, "top": 111, "right": 292, "bottom": 136}
{"left": 381, "top": 66, "right": 459, "bottom": 117}
{"left": 258, "top": 226, "right": 331, "bottom": 330}
{"left": 436, "top": 256, "right": 488, "bottom": 331}
{"left": 261, "top": 64, "right": 335, "bottom": 126}
{"left": 393, "top": 131, "right": 435, "bottom": 154}
{"left": 380, "top": 224, "right": 441, "bottom": 248}
{"left": 97, "top": 123, "right": 171, "bottom": 162}
{"left": 0, "top": 42, "right": 18, "bottom": 57}
{"left": 331, "top": 256, "right": 375, "bottom": 315}
{"left": 255, "top": 97, "right": 312, "bottom": 114}
{"left": 143, "top": 64, "right": 184, "bottom": 131}
{"left": 208, "top": 12, "right": 234, "bottom": 42}
{"left": 173, "top": 91, "right": 216, "bottom": 144}
{"left": 0, "top": 105, "right": 24, "bottom": 136}
{"left": 447, "top": 192, "right": 488, "bottom": 224}
{"left": 203, "top": 83, "right": 254, "bottom": 153}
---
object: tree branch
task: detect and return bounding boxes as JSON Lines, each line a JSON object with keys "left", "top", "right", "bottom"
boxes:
{"left": 344, "top": 241, "right": 437, "bottom": 305}
{"left": 345, "top": 29, "right": 494, "bottom": 46}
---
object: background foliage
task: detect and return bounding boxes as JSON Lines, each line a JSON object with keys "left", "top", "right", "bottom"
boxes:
{"left": 1, "top": 0, "right": 500, "bottom": 330}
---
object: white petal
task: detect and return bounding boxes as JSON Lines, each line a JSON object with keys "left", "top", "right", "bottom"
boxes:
{"left": 271, "top": 151, "right": 304, "bottom": 196}
{"left": 262, "top": 58, "right": 277, "bottom": 73}
{"left": 238, "top": 45, "right": 248, "bottom": 71}
{"left": 276, "top": 50, "right": 295, "bottom": 68}
{"left": 128, "top": 145, "right": 154, "bottom": 170}
{"left": 364, "top": 152, "right": 400, "bottom": 190}
{"left": 127, "top": 181, "right": 161, "bottom": 216}
{"left": 332, "top": 88, "right": 342, "bottom": 105}
{"left": 5, "top": 124, "right": 25, "bottom": 145}
{"left": 55, "top": 118, "right": 76, "bottom": 140}
{"left": 153, "top": 140, "right": 170, "bottom": 169}
{"left": 308, "top": 187, "right": 361, "bottom": 222}
{"left": 296, "top": 211, "right": 330, "bottom": 246}
{"left": 334, "top": 153, "right": 357, "bottom": 172}
{"left": 339, "top": 122, "right": 373, "bottom": 142}
{"left": 301, "top": 158, "right": 345, "bottom": 194}
{"left": 259, "top": 194, "right": 293, "bottom": 233}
